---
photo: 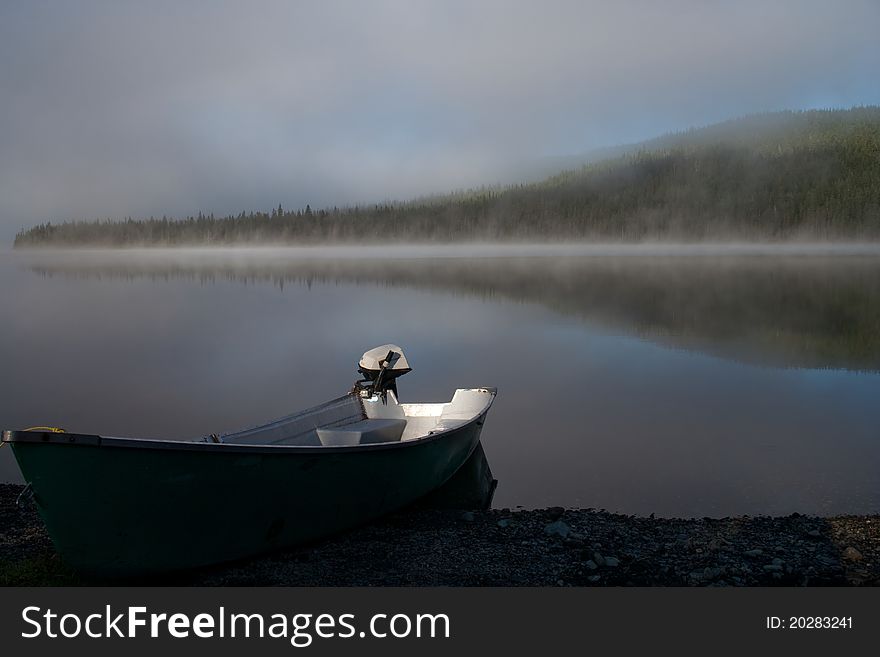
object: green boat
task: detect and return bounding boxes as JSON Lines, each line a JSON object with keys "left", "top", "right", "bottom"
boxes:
{"left": 2, "top": 345, "right": 496, "bottom": 577}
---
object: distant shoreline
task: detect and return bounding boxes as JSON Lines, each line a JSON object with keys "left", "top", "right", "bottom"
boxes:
{"left": 2, "top": 484, "right": 877, "bottom": 586}
{"left": 10, "top": 241, "right": 880, "bottom": 258}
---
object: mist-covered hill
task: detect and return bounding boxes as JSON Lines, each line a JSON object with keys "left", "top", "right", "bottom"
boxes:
{"left": 14, "top": 107, "right": 880, "bottom": 247}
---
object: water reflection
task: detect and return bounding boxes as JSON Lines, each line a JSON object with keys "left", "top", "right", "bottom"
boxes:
{"left": 416, "top": 442, "right": 497, "bottom": 510}
{"left": 1, "top": 248, "right": 879, "bottom": 517}
{"left": 24, "top": 249, "right": 880, "bottom": 371}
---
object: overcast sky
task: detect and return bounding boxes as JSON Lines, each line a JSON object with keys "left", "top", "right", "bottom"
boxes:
{"left": 1, "top": 0, "right": 878, "bottom": 241}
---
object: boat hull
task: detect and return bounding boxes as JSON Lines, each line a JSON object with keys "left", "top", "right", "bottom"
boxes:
{"left": 8, "top": 412, "right": 488, "bottom": 577}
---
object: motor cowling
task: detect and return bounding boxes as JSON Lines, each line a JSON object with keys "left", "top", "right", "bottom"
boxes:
{"left": 356, "top": 344, "right": 411, "bottom": 398}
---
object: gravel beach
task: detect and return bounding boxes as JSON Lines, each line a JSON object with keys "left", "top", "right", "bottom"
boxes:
{"left": 1, "top": 483, "right": 876, "bottom": 586}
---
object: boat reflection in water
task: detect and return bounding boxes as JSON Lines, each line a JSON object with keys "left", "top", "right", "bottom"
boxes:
{"left": 416, "top": 442, "right": 497, "bottom": 511}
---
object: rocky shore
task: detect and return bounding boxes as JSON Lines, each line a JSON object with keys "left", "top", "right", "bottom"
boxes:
{"left": 1, "top": 483, "right": 876, "bottom": 586}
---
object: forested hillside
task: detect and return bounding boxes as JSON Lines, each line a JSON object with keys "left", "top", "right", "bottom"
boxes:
{"left": 14, "top": 107, "right": 880, "bottom": 247}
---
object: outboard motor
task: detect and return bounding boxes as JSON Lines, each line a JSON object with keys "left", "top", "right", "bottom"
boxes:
{"left": 355, "top": 344, "right": 411, "bottom": 400}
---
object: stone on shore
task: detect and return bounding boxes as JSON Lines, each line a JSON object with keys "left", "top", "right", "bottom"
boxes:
{"left": 842, "top": 546, "right": 863, "bottom": 562}
{"left": 544, "top": 520, "right": 571, "bottom": 538}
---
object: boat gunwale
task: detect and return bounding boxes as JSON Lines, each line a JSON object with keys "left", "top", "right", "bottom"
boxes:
{"left": 1, "top": 389, "right": 495, "bottom": 456}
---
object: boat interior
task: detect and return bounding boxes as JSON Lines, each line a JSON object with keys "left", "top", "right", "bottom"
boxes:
{"left": 219, "top": 388, "right": 494, "bottom": 448}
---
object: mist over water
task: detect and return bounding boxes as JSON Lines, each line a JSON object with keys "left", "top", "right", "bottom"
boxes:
{"left": 2, "top": 245, "right": 879, "bottom": 516}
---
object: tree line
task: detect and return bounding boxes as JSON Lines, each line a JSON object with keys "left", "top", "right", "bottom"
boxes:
{"left": 14, "top": 107, "right": 880, "bottom": 247}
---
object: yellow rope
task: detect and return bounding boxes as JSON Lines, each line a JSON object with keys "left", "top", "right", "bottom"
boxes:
{"left": 2, "top": 426, "right": 66, "bottom": 448}
{"left": 2, "top": 426, "right": 67, "bottom": 449}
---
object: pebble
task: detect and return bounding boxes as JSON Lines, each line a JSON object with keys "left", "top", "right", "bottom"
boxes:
{"left": 689, "top": 566, "right": 723, "bottom": 583}
{"left": 460, "top": 511, "right": 475, "bottom": 522}
{"left": 584, "top": 560, "right": 598, "bottom": 570}
{"left": 593, "top": 552, "right": 606, "bottom": 567}
{"left": 544, "top": 520, "right": 571, "bottom": 538}
{"left": 497, "top": 519, "right": 511, "bottom": 528}
{"left": 842, "top": 546, "right": 863, "bottom": 562}
{"left": 744, "top": 549, "right": 763, "bottom": 557}
{"left": 605, "top": 557, "right": 620, "bottom": 567}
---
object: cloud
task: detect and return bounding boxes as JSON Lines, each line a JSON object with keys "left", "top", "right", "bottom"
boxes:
{"left": 1, "top": 0, "right": 878, "bottom": 240}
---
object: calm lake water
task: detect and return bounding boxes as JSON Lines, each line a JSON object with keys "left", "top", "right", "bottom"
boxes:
{"left": 1, "top": 245, "right": 879, "bottom": 517}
